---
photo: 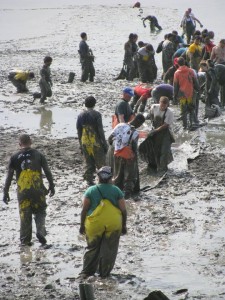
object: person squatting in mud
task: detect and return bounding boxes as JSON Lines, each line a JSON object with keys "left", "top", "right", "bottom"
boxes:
{"left": 108, "top": 114, "right": 145, "bottom": 199}
{"left": 78, "top": 32, "right": 95, "bottom": 83}
{"left": 76, "top": 96, "right": 108, "bottom": 187}
{"left": 3, "top": 134, "right": 55, "bottom": 247}
{"left": 8, "top": 70, "right": 34, "bottom": 93}
{"left": 79, "top": 166, "right": 127, "bottom": 278}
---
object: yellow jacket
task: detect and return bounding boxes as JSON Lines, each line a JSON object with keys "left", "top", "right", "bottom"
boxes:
{"left": 14, "top": 70, "right": 30, "bottom": 81}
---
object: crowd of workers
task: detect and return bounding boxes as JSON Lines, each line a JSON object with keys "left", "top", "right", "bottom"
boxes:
{"left": 3, "top": 2, "right": 225, "bottom": 281}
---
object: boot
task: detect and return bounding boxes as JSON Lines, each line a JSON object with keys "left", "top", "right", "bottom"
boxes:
{"left": 68, "top": 72, "right": 75, "bottom": 83}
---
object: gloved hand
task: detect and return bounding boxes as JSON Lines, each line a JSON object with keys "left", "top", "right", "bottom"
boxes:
{"left": 200, "top": 24, "right": 203, "bottom": 28}
{"left": 48, "top": 185, "right": 55, "bottom": 197}
{"left": 148, "top": 130, "right": 156, "bottom": 137}
{"left": 121, "top": 226, "right": 127, "bottom": 235}
{"left": 3, "top": 192, "right": 10, "bottom": 205}
{"left": 103, "top": 143, "right": 108, "bottom": 154}
{"left": 79, "top": 225, "right": 85, "bottom": 235}
{"left": 143, "top": 24, "right": 146, "bottom": 28}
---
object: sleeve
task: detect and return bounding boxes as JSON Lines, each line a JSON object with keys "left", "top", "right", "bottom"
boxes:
{"left": 96, "top": 113, "right": 107, "bottom": 147}
{"left": 164, "top": 109, "right": 174, "bottom": 125}
{"left": 41, "top": 154, "right": 54, "bottom": 188}
{"left": 3, "top": 157, "right": 15, "bottom": 194}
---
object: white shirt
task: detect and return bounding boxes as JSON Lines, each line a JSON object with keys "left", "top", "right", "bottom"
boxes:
{"left": 112, "top": 123, "right": 138, "bottom": 151}
{"left": 150, "top": 104, "right": 174, "bottom": 129}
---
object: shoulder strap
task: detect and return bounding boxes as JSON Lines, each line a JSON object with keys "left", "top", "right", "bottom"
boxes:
{"left": 128, "top": 126, "right": 135, "bottom": 145}
{"left": 162, "top": 108, "right": 167, "bottom": 124}
{"left": 96, "top": 185, "right": 104, "bottom": 199}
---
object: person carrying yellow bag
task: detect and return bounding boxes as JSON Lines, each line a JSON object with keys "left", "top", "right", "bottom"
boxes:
{"left": 79, "top": 166, "right": 127, "bottom": 278}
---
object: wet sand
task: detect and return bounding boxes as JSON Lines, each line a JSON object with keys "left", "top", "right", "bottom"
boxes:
{"left": 1, "top": 2, "right": 225, "bottom": 300}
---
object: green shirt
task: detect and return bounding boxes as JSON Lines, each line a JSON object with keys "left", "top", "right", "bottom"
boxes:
{"left": 84, "top": 184, "right": 124, "bottom": 215}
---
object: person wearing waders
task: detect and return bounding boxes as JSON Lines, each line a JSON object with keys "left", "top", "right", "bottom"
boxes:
{"left": 33, "top": 56, "right": 53, "bottom": 103}
{"left": 108, "top": 114, "right": 145, "bottom": 199}
{"left": 76, "top": 96, "right": 108, "bottom": 187}
{"left": 8, "top": 70, "right": 34, "bottom": 93}
{"left": 143, "top": 15, "right": 162, "bottom": 32}
{"left": 173, "top": 57, "right": 200, "bottom": 129}
{"left": 78, "top": 32, "right": 95, "bottom": 82}
{"left": 2, "top": 134, "right": 55, "bottom": 247}
{"left": 79, "top": 166, "right": 127, "bottom": 278}
{"left": 139, "top": 96, "right": 174, "bottom": 175}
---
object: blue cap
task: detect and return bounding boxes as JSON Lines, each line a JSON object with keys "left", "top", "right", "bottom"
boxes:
{"left": 123, "top": 87, "right": 134, "bottom": 97}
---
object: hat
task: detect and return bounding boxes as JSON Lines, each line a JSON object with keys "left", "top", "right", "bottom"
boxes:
{"left": 97, "top": 166, "right": 113, "bottom": 180}
{"left": 123, "top": 87, "right": 134, "bottom": 97}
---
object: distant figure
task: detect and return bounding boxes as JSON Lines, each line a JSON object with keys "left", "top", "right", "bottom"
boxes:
{"left": 8, "top": 70, "right": 34, "bottom": 93}
{"left": 78, "top": 32, "right": 95, "bottom": 83}
{"left": 143, "top": 15, "right": 162, "bottom": 32}
{"left": 180, "top": 9, "right": 203, "bottom": 44}
{"left": 137, "top": 44, "right": 157, "bottom": 83}
{"left": 3, "top": 134, "right": 55, "bottom": 247}
{"left": 133, "top": 1, "right": 141, "bottom": 8}
{"left": 39, "top": 56, "right": 53, "bottom": 104}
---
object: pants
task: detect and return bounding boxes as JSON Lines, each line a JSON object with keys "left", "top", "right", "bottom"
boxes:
{"left": 114, "top": 156, "right": 138, "bottom": 194}
{"left": 82, "top": 200, "right": 122, "bottom": 277}
{"left": 80, "top": 58, "right": 95, "bottom": 82}
{"left": 124, "top": 56, "right": 136, "bottom": 81}
{"left": 19, "top": 197, "right": 47, "bottom": 245}
{"left": 179, "top": 97, "right": 197, "bottom": 129}
{"left": 220, "top": 84, "right": 225, "bottom": 107}
{"left": 8, "top": 76, "right": 28, "bottom": 93}
{"left": 39, "top": 79, "right": 52, "bottom": 102}
{"left": 82, "top": 145, "right": 106, "bottom": 183}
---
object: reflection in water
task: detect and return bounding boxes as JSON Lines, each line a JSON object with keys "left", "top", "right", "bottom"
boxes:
{"left": 34, "top": 107, "right": 53, "bottom": 134}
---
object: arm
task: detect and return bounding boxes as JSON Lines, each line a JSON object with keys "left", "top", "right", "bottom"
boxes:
{"left": 118, "top": 198, "right": 127, "bottom": 234}
{"left": 80, "top": 197, "right": 90, "bottom": 234}
{"left": 96, "top": 114, "right": 108, "bottom": 151}
{"left": 3, "top": 165, "right": 14, "bottom": 204}
{"left": 118, "top": 114, "right": 125, "bottom": 123}
{"left": 41, "top": 154, "right": 55, "bottom": 196}
{"left": 108, "top": 132, "right": 115, "bottom": 145}
{"left": 193, "top": 16, "right": 203, "bottom": 27}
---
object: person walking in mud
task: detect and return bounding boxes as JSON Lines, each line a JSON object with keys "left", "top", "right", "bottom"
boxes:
{"left": 137, "top": 43, "right": 157, "bottom": 83}
{"left": 76, "top": 96, "right": 108, "bottom": 186}
{"left": 143, "top": 15, "right": 162, "bottom": 32}
{"left": 139, "top": 96, "right": 174, "bottom": 175}
{"left": 2, "top": 134, "right": 55, "bottom": 247}
{"left": 33, "top": 56, "right": 53, "bottom": 104}
{"left": 124, "top": 33, "right": 136, "bottom": 81}
{"left": 173, "top": 57, "right": 200, "bottom": 129}
{"left": 78, "top": 32, "right": 95, "bottom": 83}
{"left": 108, "top": 114, "right": 145, "bottom": 199}
{"left": 79, "top": 166, "right": 127, "bottom": 278}
{"left": 8, "top": 70, "right": 34, "bottom": 93}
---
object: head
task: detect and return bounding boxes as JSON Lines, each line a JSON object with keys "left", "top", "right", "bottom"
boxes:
{"left": 129, "top": 113, "right": 145, "bottom": 128}
{"left": 204, "top": 37, "right": 211, "bottom": 45}
{"left": 44, "top": 56, "right": 53, "bottom": 65}
{"left": 173, "top": 57, "right": 179, "bottom": 67}
{"left": 208, "top": 31, "right": 214, "bottom": 39}
{"left": 159, "top": 96, "right": 169, "bottom": 111}
{"left": 199, "top": 60, "right": 208, "bottom": 72}
{"left": 219, "top": 39, "right": 225, "bottom": 48}
{"left": 172, "top": 30, "right": 178, "bottom": 36}
{"left": 123, "top": 87, "right": 134, "bottom": 101}
{"left": 145, "top": 44, "right": 154, "bottom": 52}
{"left": 194, "top": 36, "right": 201, "bottom": 45}
{"left": 167, "top": 33, "right": 173, "bottom": 41}
{"left": 133, "top": 1, "right": 141, "bottom": 8}
{"left": 19, "top": 134, "right": 32, "bottom": 148}
{"left": 177, "top": 57, "right": 186, "bottom": 66}
{"left": 85, "top": 96, "right": 96, "bottom": 108}
{"left": 97, "top": 166, "right": 113, "bottom": 183}
{"left": 128, "top": 33, "right": 134, "bottom": 41}
{"left": 28, "top": 72, "right": 35, "bottom": 79}
{"left": 138, "top": 41, "right": 145, "bottom": 48}
{"left": 80, "top": 32, "right": 87, "bottom": 40}
{"left": 187, "top": 8, "right": 192, "bottom": 13}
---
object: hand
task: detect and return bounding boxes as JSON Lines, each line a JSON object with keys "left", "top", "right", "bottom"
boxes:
{"left": 103, "top": 144, "right": 108, "bottom": 154}
{"left": 3, "top": 193, "right": 10, "bottom": 204}
{"left": 148, "top": 130, "right": 156, "bottom": 137}
{"left": 48, "top": 186, "right": 55, "bottom": 197}
{"left": 121, "top": 226, "right": 127, "bottom": 235}
{"left": 79, "top": 225, "right": 85, "bottom": 235}
{"left": 200, "top": 24, "right": 203, "bottom": 28}
{"left": 143, "top": 24, "right": 146, "bottom": 28}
